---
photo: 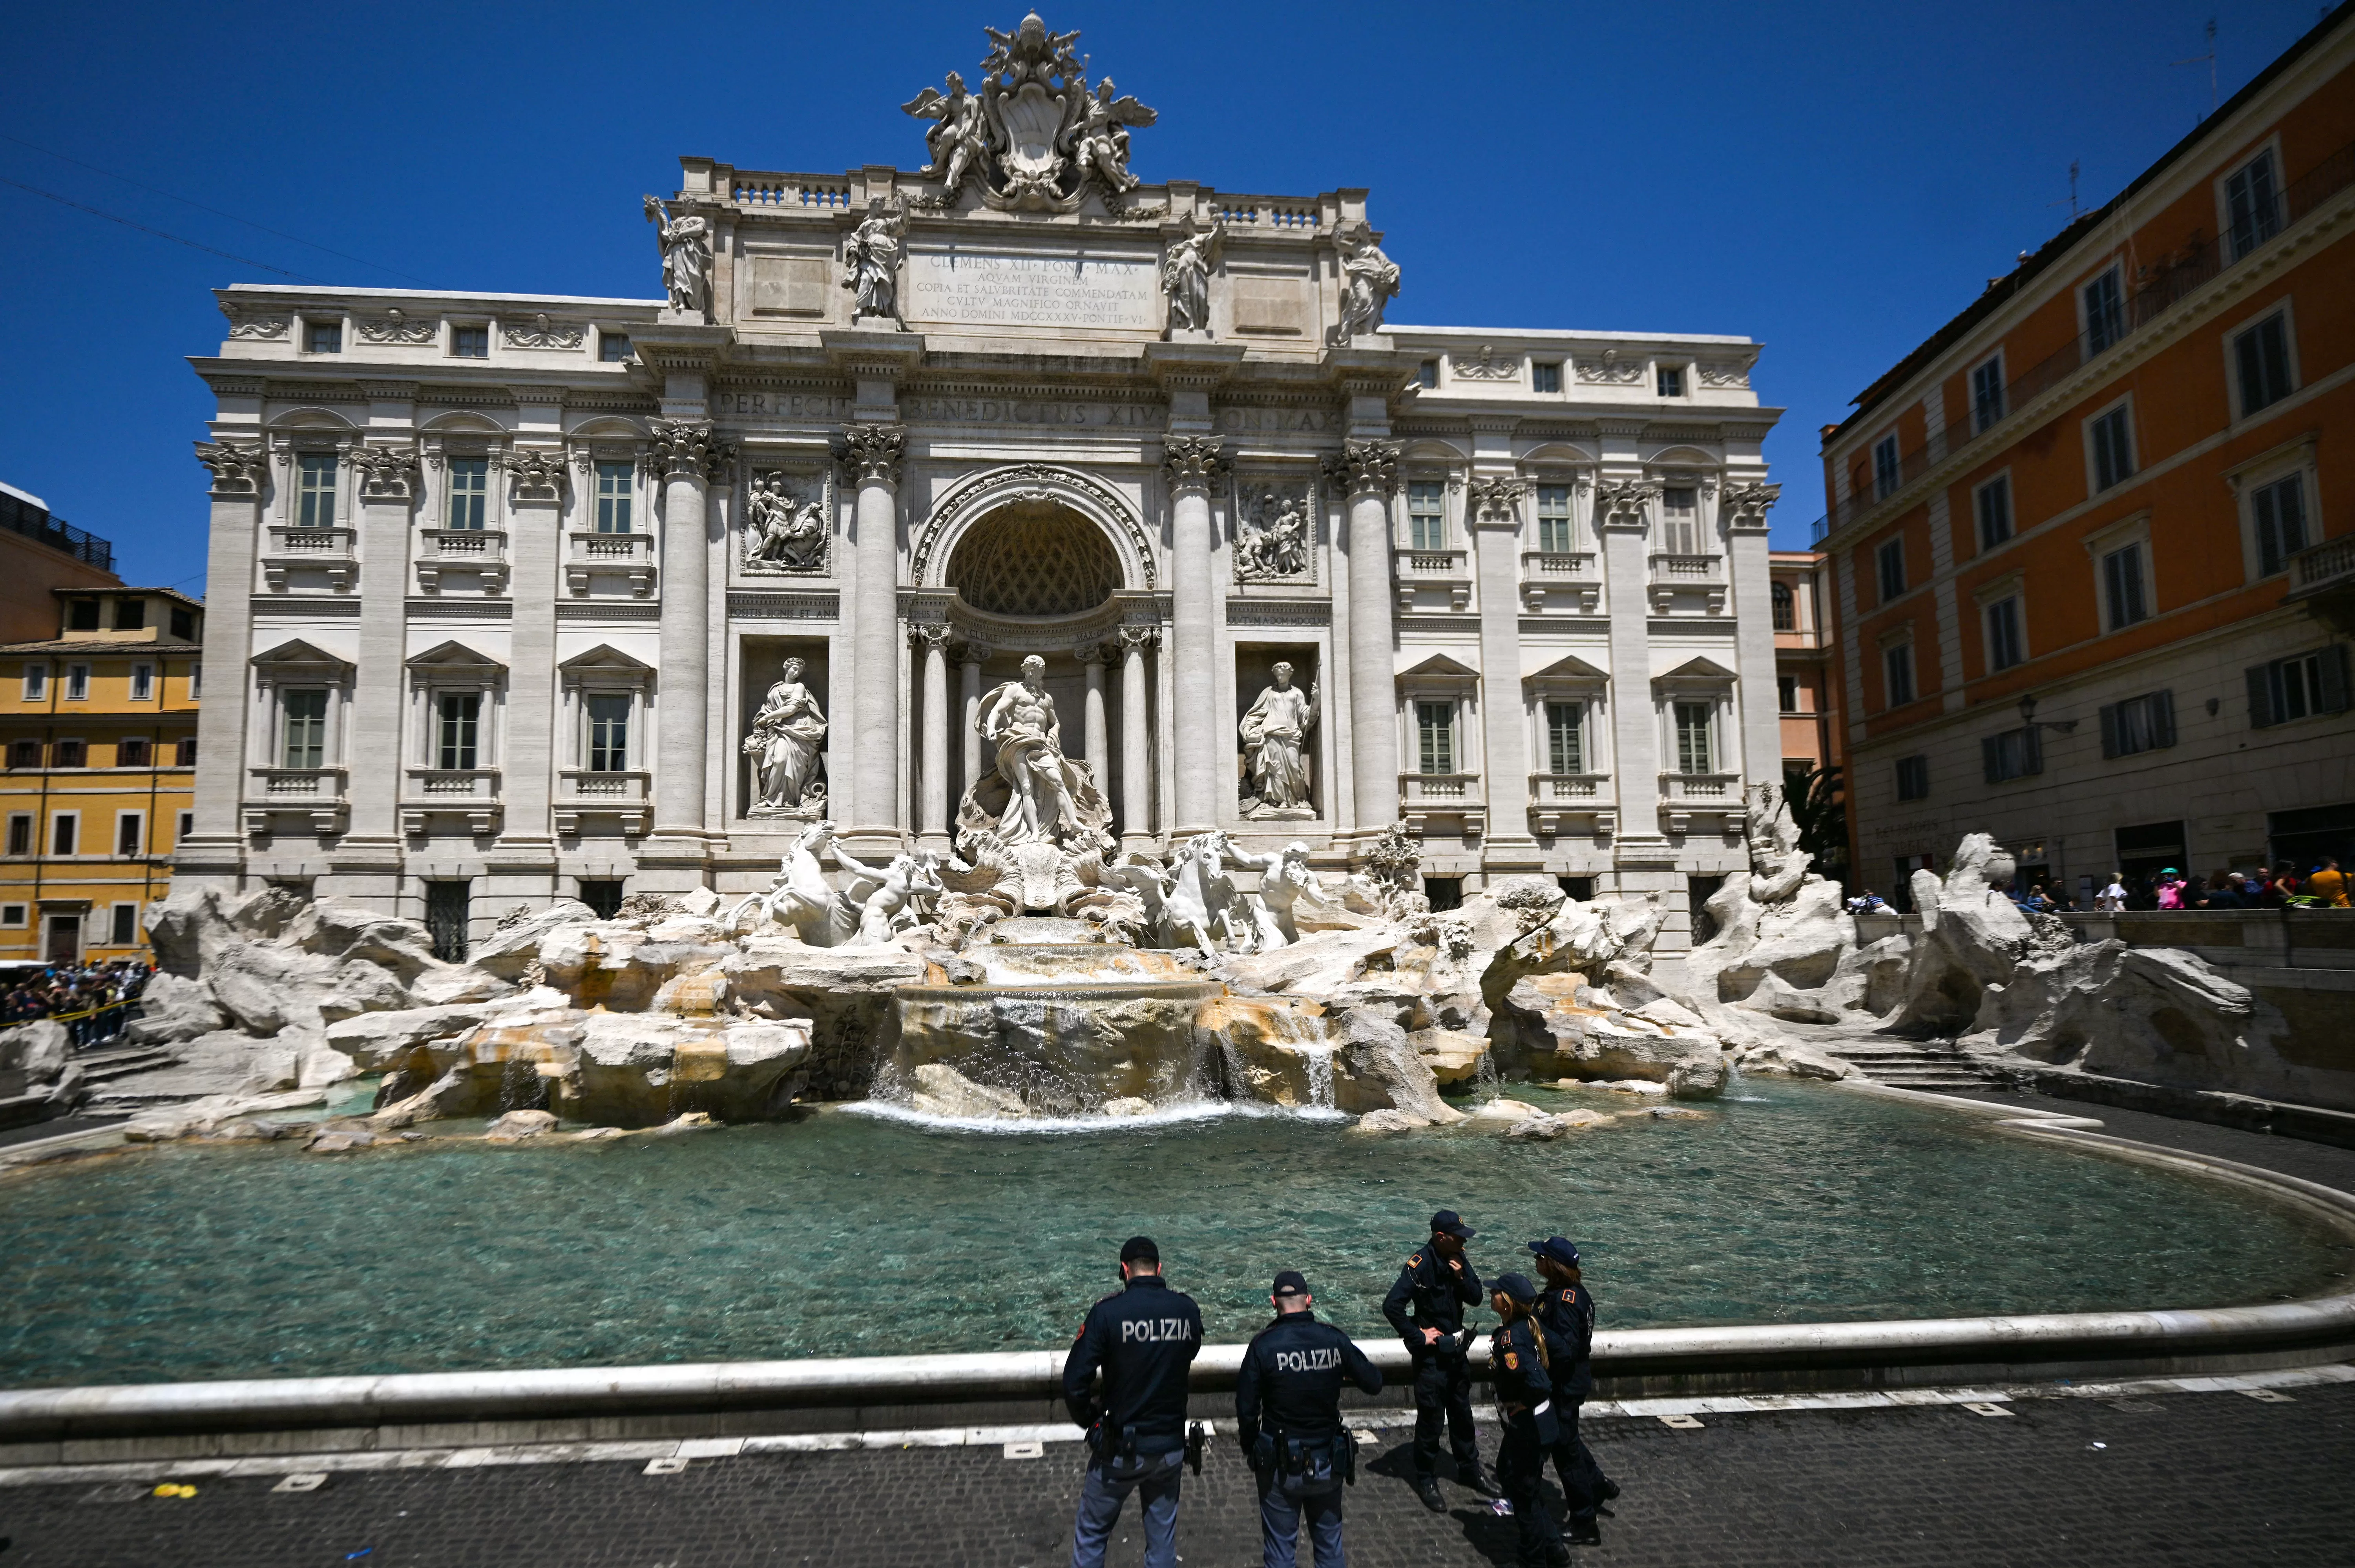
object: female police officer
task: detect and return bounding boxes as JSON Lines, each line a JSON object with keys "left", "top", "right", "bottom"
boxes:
{"left": 1529, "top": 1235, "right": 1617, "bottom": 1545}
{"left": 1487, "top": 1273, "right": 1571, "bottom": 1568}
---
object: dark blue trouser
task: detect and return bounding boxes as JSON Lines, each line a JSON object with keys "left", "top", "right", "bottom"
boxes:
{"left": 1410, "top": 1351, "right": 1479, "bottom": 1477}
{"left": 1497, "top": 1413, "right": 1563, "bottom": 1567}
{"left": 1257, "top": 1470, "right": 1345, "bottom": 1568}
{"left": 1070, "top": 1448, "right": 1183, "bottom": 1568}
{"left": 1547, "top": 1398, "right": 1608, "bottom": 1519}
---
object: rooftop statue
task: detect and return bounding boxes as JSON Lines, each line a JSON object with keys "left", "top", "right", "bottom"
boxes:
{"left": 1161, "top": 222, "right": 1223, "bottom": 336}
{"left": 842, "top": 201, "right": 907, "bottom": 325}
{"left": 642, "top": 195, "right": 711, "bottom": 319}
{"left": 1334, "top": 227, "right": 1401, "bottom": 341}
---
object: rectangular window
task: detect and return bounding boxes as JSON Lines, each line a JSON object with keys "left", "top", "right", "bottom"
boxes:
{"left": 1975, "top": 474, "right": 2013, "bottom": 551}
{"left": 1659, "top": 487, "right": 1700, "bottom": 554}
{"left": 2225, "top": 149, "right": 2282, "bottom": 261}
{"left": 2099, "top": 690, "right": 2178, "bottom": 758}
{"left": 600, "top": 331, "right": 632, "bottom": 363}
{"left": 7, "top": 740, "right": 36, "bottom": 768}
{"left": 53, "top": 739, "right": 84, "bottom": 768}
{"left": 130, "top": 663, "right": 153, "bottom": 701}
{"left": 1876, "top": 537, "right": 1906, "bottom": 602}
{"left": 5, "top": 815, "right": 28, "bottom": 855}
{"left": 2083, "top": 266, "right": 2124, "bottom": 354}
{"left": 1970, "top": 354, "right": 2006, "bottom": 432}
{"left": 0, "top": 905, "right": 24, "bottom": 927}
{"left": 281, "top": 689, "right": 328, "bottom": 769}
{"left": 1415, "top": 701, "right": 1455, "bottom": 774}
{"left": 452, "top": 325, "right": 489, "bottom": 359}
{"left": 66, "top": 597, "right": 100, "bottom": 631}
{"left": 1416, "top": 359, "right": 1438, "bottom": 389}
{"left": 447, "top": 457, "right": 489, "bottom": 529}
{"left": 595, "top": 461, "right": 633, "bottom": 533}
{"left": 297, "top": 454, "right": 338, "bottom": 527}
{"left": 587, "top": 694, "right": 631, "bottom": 772}
{"left": 1544, "top": 700, "right": 1583, "bottom": 775}
{"left": 115, "top": 812, "right": 142, "bottom": 856}
{"left": 51, "top": 814, "right": 76, "bottom": 855}
{"left": 170, "top": 605, "right": 195, "bottom": 639}
{"left": 437, "top": 692, "right": 482, "bottom": 770}
{"left": 110, "top": 903, "right": 137, "bottom": 944}
{"left": 2101, "top": 542, "right": 2148, "bottom": 629}
{"left": 305, "top": 318, "right": 342, "bottom": 354}
{"left": 189, "top": 665, "right": 201, "bottom": 699}
{"left": 1872, "top": 434, "right": 1902, "bottom": 499}
{"left": 1981, "top": 726, "right": 2043, "bottom": 782}
{"left": 63, "top": 664, "right": 88, "bottom": 701}
{"left": 2233, "top": 312, "right": 2294, "bottom": 416}
{"left": 2252, "top": 473, "right": 2309, "bottom": 577}
{"left": 176, "top": 810, "right": 193, "bottom": 842}
{"left": 114, "top": 597, "right": 144, "bottom": 631}
{"left": 175, "top": 737, "right": 197, "bottom": 767}
{"left": 1656, "top": 366, "right": 1685, "bottom": 397}
{"left": 1673, "top": 701, "right": 1714, "bottom": 774}
{"left": 1772, "top": 582, "right": 1796, "bottom": 629}
{"left": 1883, "top": 643, "right": 1916, "bottom": 707}
{"left": 1535, "top": 485, "right": 1575, "bottom": 553}
{"left": 577, "top": 879, "right": 625, "bottom": 918}
{"left": 1532, "top": 362, "right": 1561, "bottom": 394}
{"left": 2248, "top": 646, "right": 2352, "bottom": 727}
{"left": 119, "top": 737, "right": 150, "bottom": 768}
{"left": 21, "top": 665, "right": 45, "bottom": 702}
{"left": 1778, "top": 675, "right": 1799, "bottom": 713}
{"left": 1406, "top": 481, "right": 1447, "bottom": 551}
{"left": 1986, "top": 596, "right": 2025, "bottom": 671}
{"left": 2089, "top": 405, "right": 2134, "bottom": 492}
{"left": 1895, "top": 755, "right": 1930, "bottom": 801}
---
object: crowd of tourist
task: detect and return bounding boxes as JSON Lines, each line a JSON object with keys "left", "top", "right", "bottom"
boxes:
{"left": 1, "top": 957, "right": 152, "bottom": 1038}
{"left": 1840, "top": 854, "right": 2351, "bottom": 918}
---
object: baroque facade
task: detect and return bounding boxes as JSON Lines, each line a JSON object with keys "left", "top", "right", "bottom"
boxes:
{"left": 177, "top": 16, "right": 1785, "bottom": 954}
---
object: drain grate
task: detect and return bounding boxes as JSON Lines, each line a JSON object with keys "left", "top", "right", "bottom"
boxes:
{"left": 1658, "top": 1414, "right": 1704, "bottom": 1429}
{"left": 272, "top": 1473, "right": 329, "bottom": 1493}
{"left": 1002, "top": 1440, "right": 1044, "bottom": 1459}
{"left": 643, "top": 1457, "right": 691, "bottom": 1475}
{"left": 1961, "top": 1401, "right": 2012, "bottom": 1418}
{"left": 2240, "top": 1388, "right": 2297, "bottom": 1403}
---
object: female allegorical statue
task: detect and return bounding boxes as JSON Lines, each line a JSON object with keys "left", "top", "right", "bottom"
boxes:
{"left": 745, "top": 658, "right": 828, "bottom": 811}
{"left": 1238, "top": 661, "right": 1318, "bottom": 817}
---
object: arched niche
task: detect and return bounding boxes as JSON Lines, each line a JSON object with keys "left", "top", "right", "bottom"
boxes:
{"left": 913, "top": 464, "right": 1154, "bottom": 595}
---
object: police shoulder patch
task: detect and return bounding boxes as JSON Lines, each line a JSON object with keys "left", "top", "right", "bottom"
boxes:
{"left": 1407, "top": 1253, "right": 1423, "bottom": 1269}
{"left": 1503, "top": 1350, "right": 1519, "bottom": 1369}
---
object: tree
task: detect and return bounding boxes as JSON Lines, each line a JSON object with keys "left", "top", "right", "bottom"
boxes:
{"left": 1782, "top": 761, "right": 1848, "bottom": 888}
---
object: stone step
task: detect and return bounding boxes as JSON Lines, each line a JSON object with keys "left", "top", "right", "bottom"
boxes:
{"left": 75, "top": 1050, "right": 180, "bottom": 1084}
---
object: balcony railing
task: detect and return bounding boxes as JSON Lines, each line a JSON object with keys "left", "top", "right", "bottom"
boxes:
{"left": 1659, "top": 771, "right": 1740, "bottom": 801}
{"left": 0, "top": 490, "right": 113, "bottom": 571}
{"left": 243, "top": 766, "right": 348, "bottom": 835}
{"left": 262, "top": 525, "right": 358, "bottom": 591}
{"left": 2287, "top": 534, "right": 2355, "bottom": 599}
{"left": 1528, "top": 772, "right": 1614, "bottom": 837}
{"left": 1519, "top": 551, "right": 1600, "bottom": 612}
{"left": 401, "top": 768, "right": 502, "bottom": 836}
{"left": 566, "top": 530, "right": 656, "bottom": 596}
{"left": 1810, "top": 136, "right": 2355, "bottom": 544}
{"left": 557, "top": 768, "right": 651, "bottom": 836}
{"left": 1647, "top": 554, "right": 1725, "bottom": 614}
{"left": 416, "top": 528, "right": 510, "bottom": 593}
{"left": 1392, "top": 547, "right": 1471, "bottom": 612}
{"left": 1399, "top": 771, "right": 1486, "bottom": 833}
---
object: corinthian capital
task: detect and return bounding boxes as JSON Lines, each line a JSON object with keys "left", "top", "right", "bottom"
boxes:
{"left": 1160, "top": 435, "right": 1231, "bottom": 492}
{"left": 1468, "top": 475, "right": 1526, "bottom": 521}
{"left": 349, "top": 443, "right": 421, "bottom": 500}
{"left": 831, "top": 423, "right": 907, "bottom": 487}
{"left": 650, "top": 419, "right": 723, "bottom": 481}
{"left": 1594, "top": 478, "right": 1662, "bottom": 529}
{"left": 194, "top": 440, "right": 265, "bottom": 494}
{"left": 1116, "top": 625, "right": 1161, "bottom": 654}
{"left": 1723, "top": 479, "right": 1781, "bottom": 528}
{"left": 1320, "top": 440, "right": 1399, "bottom": 499}
{"left": 508, "top": 447, "right": 568, "bottom": 501}
{"left": 908, "top": 621, "right": 954, "bottom": 653}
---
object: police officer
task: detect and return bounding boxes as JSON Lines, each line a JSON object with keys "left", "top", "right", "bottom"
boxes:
{"left": 1236, "top": 1269, "right": 1383, "bottom": 1568}
{"left": 1528, "top": 1236, "right": 1617, "bottom": 1546}
{"left": 1381, "top": 1209, "right": 1495, "bottom": 1510}
{"left": 1488, "top": 1273, "right": 1571, "bottom": 1568}
{"left": 1062, "top": 1236, "right": 1205, "bottom": 1568}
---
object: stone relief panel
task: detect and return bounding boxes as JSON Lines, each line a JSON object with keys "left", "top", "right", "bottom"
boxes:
{"left": 1230, "top": 478, "right": 1316, "bottom": 585}
{"left": 1698, "top": 358, "right": 1755, "bottom": 388}
{"left": 219, "top": 300, "right": 288, "bottom": 339}
{"left": 1449, "top": 345, "right": 1520, "bottom": 382}
{"left": 356, "top": 309, "right": 435, "bottom": 345}
{"left": 740, "top": 466, "right": 833, "bottom": 576}
{"left": 1574, "top": 350, "right": 1645, "bottom": 385}
{"left": 505, "top": 313, "right": 586, "bottom": 349}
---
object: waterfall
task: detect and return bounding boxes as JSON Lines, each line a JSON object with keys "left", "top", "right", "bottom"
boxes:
{"left": 1302, "top": 1044, "right": 1336, "bottom": 1111}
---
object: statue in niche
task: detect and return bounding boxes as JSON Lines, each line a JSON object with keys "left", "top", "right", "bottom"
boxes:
{"left": 1238, "top": 662, "right": 1319, "bottom": 819}
{"left": 1334, "top": 228, "right": 1401, "bottom": 341}
{"left": 1234, "top": 484, "right": 1311, "bottom": 580}
{"left": 744, "top": 659, "right": 829, "bottom": 813}
{"left": 642, "top": 196, "right": 711, "bottom": 318}
{"left": 843, "top": 201, "right": 906, "bottom": 325}
{"left": 1161, "top": 222, "right": 1223, "bottom": 335}
{"left": 902, "top": 71, "right": 988, "bottom": 199}
{"left": 745, "top": 476, "right": 826, "bottom": 571}
{"left": 961, "top": 655, "right": 1112, "bottom": 848}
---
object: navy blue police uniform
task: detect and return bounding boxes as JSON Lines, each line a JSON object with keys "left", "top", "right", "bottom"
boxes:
{"left": 1532, "top": 1257, "right": 1615, "bottom": 1537}
{"left": 1062, "top": 1241, "right": 1205, "bottom": 1568}
{"left": 1380, "top": 1210, "right": 1491, "bottom": 1500}
{"left": 1235, "top": 1271, "right": 1384, "bottom": 1568}
{"left": 1488, "top": 1274, "right": 1570, "bottom": 1568}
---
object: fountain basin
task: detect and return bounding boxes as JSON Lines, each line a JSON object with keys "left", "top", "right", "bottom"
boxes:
{"left": 890, "top": 980, "right": 1225, "bottom": 1115}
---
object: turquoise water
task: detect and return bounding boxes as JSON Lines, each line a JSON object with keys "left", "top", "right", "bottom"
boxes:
{"left": 0, "top": 1079, "right": 2345, "bottom": 1388}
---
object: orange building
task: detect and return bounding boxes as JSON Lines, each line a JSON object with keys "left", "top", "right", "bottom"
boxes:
{"left": 1815, "top": 7, "right": 2355, "bottom": 908}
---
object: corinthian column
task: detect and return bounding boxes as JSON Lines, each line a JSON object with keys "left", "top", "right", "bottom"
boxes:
{"left": 186, "top": 442, "right": 267, "bottom": 865}
{"left": 1118, "top": 626, "right": 1156, "bottom": 850}
{"left": 833, "top": 423, "right": 907, "bottom": 845}
{"left": 1326, "top": 440, "right": 1401, "bottom": 833}
{"left": 913, "top": 623, "right": 953, "bottom": 850}
{"left": 959, "top": 640, "right": 991, "bottom": 795}
{"left": 1162, "top": 436, "right": 1230, "bottom": 837}
{"left": 1081, "top": 644, "right": 1109, "bottom": 768}
{"left": 1470, "top": 474, "right": 1533, "bottom": 859}
{"left": 650, "top": 420, "right": 724, "bottom": 841}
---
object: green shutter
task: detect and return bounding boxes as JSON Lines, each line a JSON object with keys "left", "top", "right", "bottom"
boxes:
{"left": 2151, "top": 689, "right": 2176, "bottom": 748}
{"left": 2320, "top": 645, "right": 2352, "bottom": 715}
{"left": 2245, "top": 664, "right": 2275, "bottom": 728}
{"left": 2098, "top": 702, "right": 2120, "bottom": 758}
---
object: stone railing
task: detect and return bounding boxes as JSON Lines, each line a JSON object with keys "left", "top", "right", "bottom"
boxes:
{"left": 565, "top": 531, "right": 656, "bottom": 597}
{"left": 400, "top": 768, "right": 502, "bottom": 837}
{"left": 243, "top": 767, "right": 347, "bottom": 835}
{"left": 1528, "top": 772, "right": 1613, "bottom": 837}
{"left": 1399, "top": 771, "right": 1485, "bottom": 833}
{"left": 2289, "top": 534, "right": 2355, "bottom": 598}
{"left": 1393, "top": 548, "right": 1471, "bottom": 612}
{"left": 415, "top": 528, "right": 509, "bottom": 594}
{"left": 261, "top": 525, "right": 357, "bottom": 592}
{"left": 1648, "top": 553, "right": 1725, "bottom": 614}
{"left": 2060, "top": 909, "right": 2355, "bottom": 972}
{"left": 1519, "top": 551, "right": 1599, "bottom": 613}
{"left": 556, "top": 769, "right": 650, "bottom": 837}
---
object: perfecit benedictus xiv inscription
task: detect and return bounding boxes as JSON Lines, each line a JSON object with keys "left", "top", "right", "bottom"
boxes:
{"left": 906, "top": 251, "right": 1158, "bottom": 330}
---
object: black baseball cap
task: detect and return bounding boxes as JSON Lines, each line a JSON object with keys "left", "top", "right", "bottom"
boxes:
{"left": 1493, "top": 1272, "right": 1541, "bottom": 1304}
{"left": 1431, "top": 1210, "right": 1476, "bottom": 1240}
{"left": 1120, "top": 1235, "right": 1159, "bottom": 1265}
{"left": 1528, "top": 1236, "right": 1581, "bottom": 1268}
{"left": 1271, "top": 1269, "right": 1309, "bottom": 1297}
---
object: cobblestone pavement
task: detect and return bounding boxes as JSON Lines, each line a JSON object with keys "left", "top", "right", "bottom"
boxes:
{"left": 2, "top": 1382, "right": 2352, "bottom": 1567}
{"left": 4, "top": 1094, "right": 2354, "bottom": 1566}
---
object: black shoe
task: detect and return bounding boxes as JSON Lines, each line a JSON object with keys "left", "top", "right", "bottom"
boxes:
{"left": 1544, "top": 1544, "right": 1575, "bottom": 1568}
{"left": 1600, "top": 1477, "right": 1622, "bottom": 1502}
{"left": 1461, "top": 1464, "right": 1499, "bottom": 1497}
{"left": 1414, "top": 1475, "right": 1446, "bottom": 1512}
{"left": 1567, "top": 1515, "right": 1602, "bottom": 1546}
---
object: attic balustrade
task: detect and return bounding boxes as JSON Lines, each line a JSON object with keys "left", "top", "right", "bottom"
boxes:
{"left": 1810, "top": 135, "right": 2355, "bottom": 545}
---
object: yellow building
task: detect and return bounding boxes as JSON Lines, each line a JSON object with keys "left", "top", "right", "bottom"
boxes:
{"left": 0, "top": 587, "right": 204, "bottom": 965}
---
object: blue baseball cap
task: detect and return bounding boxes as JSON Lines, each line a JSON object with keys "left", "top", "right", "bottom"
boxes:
{"left": 1492, "top": 1272, "right": 1541, "bottom": 1304}
{"left": 1271, "top": 1270, "right": 1309, "bottom": 1297}
{"left": 1528, "top": 1236, "right": 1581, "bottom": 1268}
{"left": 1430, "top": 1210, "right": 1476, "bottom": 1240}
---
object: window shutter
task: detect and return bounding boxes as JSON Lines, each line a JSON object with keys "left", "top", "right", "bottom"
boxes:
{"left": 2023, "top": 725, "right": 2043, "bottom": 775}
{"left": 1982, "top": 735, "right": 2001, "bottom": 784}
{"left": 2246, "top": 664, "right": 2276, "bottom": 728}
{"left": 2098, "top": 702, "right": 2121, "bottom": 758}
{"left": 2321, "top": 645, "right": 2353, "bottom": 716}
{"left": 2152, "top": 689, "right": 2176, "bottom": 748}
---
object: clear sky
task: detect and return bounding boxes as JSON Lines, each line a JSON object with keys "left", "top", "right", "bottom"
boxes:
{"left": 0, "top": 0, "right": 2333, "bottom": 591}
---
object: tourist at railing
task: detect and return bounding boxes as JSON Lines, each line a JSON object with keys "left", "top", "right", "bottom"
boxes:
{"left": 1844, "top": 889, "right": 1889, "bottom": 915}
{"left": 2, "top": 957, "right": 151, "bottom": 1043}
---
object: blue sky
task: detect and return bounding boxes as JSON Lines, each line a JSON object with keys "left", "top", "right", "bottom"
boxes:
{"left": 0, "top": 0, "right": 2332, "bottom": 590}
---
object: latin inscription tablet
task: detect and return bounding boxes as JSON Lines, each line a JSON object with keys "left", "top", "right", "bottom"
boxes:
{"left": 905, "top": 251, "right": 1159, "bottom": 330}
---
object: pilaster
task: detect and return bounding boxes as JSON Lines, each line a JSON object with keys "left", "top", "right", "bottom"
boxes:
{"left": 1162, "top": 436, "right": 1230, "bottom": 837}
{"left": 833, "top": 420, "right": 908, "bottom": 853}
{"left": 1326, "top": 441, "right": 1401, "bottom": 837}
{"left": 1469, "top": 474, "right": 1538, "bottom": 866}
{"left": 1725, "top": 480, "right": 1784, "bottom": 789}
{"left": 181, "top": 442, "right": 267, "bottom": 884}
